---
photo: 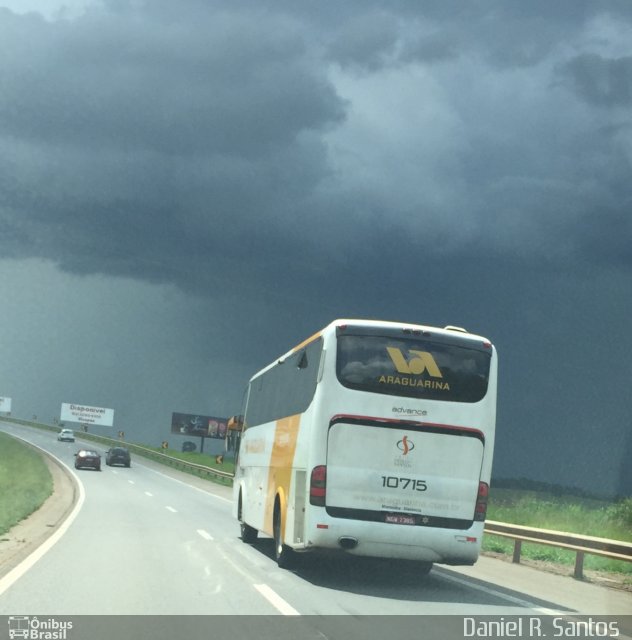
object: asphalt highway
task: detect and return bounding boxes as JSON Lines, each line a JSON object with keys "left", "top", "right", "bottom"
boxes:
{"left": 0, "top": 422, "right": 630, "bottom": 638}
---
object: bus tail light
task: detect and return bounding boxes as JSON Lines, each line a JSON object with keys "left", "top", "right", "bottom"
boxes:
{"left": 310, "top": 465, "right": 327, "bottom": 506}
{"left": 474, "top": 481, "right": 489, "bottom": 521}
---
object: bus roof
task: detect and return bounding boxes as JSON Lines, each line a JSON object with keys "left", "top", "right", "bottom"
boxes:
{"left": 249, "top": 319, "right": 494, "bottom": 382}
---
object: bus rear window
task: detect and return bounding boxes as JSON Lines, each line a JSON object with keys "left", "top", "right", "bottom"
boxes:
{"left": 336, "top": 334, "right": 491, "bottom": 403}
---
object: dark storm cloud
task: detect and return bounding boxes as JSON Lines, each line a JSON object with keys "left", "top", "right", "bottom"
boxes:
{"left": 325, "top": 11, "right": 400, "bottom": 71}
{"left": 0, "top": 2, "right": 348, "bottom": 293}
{"left": 0, "top": 8, "right": 343, "bottom": 154}
{"left": 1, "top": 0, "right": 632, "bottom": 495}
{"left": 562, "top": 53, "right": 632, "bottom": 107}
{"left": 1, "top": 0, "right": 631, "bottom": 298}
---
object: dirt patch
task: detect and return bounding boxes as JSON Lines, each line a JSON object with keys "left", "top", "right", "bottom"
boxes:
{"left": 482, "top": 551, "right": 632, "bottom": 593}
{"left": 0, "top": 452, "right": 78, "bottom": 577}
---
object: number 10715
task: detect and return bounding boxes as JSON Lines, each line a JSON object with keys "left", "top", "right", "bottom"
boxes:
{"left": 381, "top": 476, "right": 427, "bottom": 491}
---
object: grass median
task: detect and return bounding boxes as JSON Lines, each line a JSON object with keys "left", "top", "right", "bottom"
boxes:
{"left": 484, "top": 487, "right": 632, "bottom": 583}
{"left": 0, "top": 432, "right": 53, "bottom": 536}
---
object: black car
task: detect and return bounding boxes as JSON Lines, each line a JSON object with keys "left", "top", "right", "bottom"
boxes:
{"left": 105, "top": 447, "right": 131, "bottom": 467}
{"left": 75, "top": 448, "right": 101, "bottom": 471}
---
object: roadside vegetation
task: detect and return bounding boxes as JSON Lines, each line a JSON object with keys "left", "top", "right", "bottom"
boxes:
{"left": 484, "top": 483, "right": 632, "bottom": 582}
{"left": 140, "top": 444, "right": 236, "bottom": 475}
{"left": 0, "top": 433, "right": 53, "bottom": 536}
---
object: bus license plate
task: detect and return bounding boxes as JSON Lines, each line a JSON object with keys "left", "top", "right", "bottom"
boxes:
{"left": 385, "top": 514, "right": 415, "bottom": 525}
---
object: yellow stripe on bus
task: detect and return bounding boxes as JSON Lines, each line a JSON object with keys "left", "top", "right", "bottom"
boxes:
{"left": 291, "top": 330, "right": 323, "bottom": 353}
{"left": 264, "top": 414, "right": 301, "bottom": 537}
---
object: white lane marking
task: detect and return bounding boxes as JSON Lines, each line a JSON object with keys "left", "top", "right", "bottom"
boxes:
{"left": 128, "top": 480, "right": 135, "bottom": 485}
{"left": 214, "top": 540, "right": 259, "bottom": 583}
{"left": 141, "top": 466, "right": 231, "bottom": 503}
{"left": 254, "top": 583, "right": 300, "bottom": 616}
{"left": 201, "top": 539, "right": 301, "bottom": 615}
{"left": 165, "top": 506, "right": 178, "bottom": 513}
{"left": 0, "top": 443, "right": 86, "bottom": 597}
{"left": 437, "top": 570, "right": 563, "bottom": 614}
{"left": 197, "top": 529, "right": 214, "bottom": 541}
{"left": 144, "top": 491, "right": 153, "bottom": 497}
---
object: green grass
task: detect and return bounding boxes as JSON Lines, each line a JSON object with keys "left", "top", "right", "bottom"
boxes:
{"left": 0, "top": 433, "right": 53, "bottom": 536}
{"left": 139, "top": 445, "right": 235, "bottom": 475}
{"left": 126, "top": 444, "right": 235, "bottom": 486}
{"left": 483, "top": 488, "right": 632, "bottom": 577}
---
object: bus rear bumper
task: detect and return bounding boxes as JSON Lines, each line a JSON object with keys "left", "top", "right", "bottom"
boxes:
{"left": 303, "top": 519, "right": 484, "bottom": 565}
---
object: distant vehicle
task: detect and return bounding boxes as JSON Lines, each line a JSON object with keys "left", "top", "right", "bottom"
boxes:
{"left": 105, "top": 446, "right": 131, "bottom": 467}
{"left": 182, "top": 441, "right": 197, "bottom": 452}
{"left": 57, "top": 428, "right": 75, "bottom": 442}
{"left": 74, "top": 448, "right": 101, "bottom": 471}
{"left": 233, "top": 319, "right": 498, "bottom": 571}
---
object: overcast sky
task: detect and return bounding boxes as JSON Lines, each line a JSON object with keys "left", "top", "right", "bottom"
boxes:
{"left": 1, "top": 0, "right": 630, "bottom": 497}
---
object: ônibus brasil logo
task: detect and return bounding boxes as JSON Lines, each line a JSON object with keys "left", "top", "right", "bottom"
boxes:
{"left": 8, "top": 616, "right": 73, "bottom": 640}
{"left": 397, "top": 435, "right": 415, "bottom": 455}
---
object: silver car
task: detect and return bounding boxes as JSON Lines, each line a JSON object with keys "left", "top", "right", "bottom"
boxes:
{"left": 57, "top": 428, "right": 75, "bottom": 442}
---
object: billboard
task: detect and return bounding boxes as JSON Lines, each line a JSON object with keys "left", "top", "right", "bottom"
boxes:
{"left": 0, "top": 397, "right": 11, "bottom": 412}
{"left": 171, "top": 412, "right": 227, "bottom": 439}
{"left": 60, "top": 403, "right": 114, "bottom": 427}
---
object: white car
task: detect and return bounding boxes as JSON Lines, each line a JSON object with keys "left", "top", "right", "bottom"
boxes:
{"left": 57, "top": 428, "right": 75, "bottom": 442}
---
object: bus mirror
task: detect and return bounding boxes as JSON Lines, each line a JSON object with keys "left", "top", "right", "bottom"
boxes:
{"left": 227, "top": 415, "right": 244, "bottom": 431}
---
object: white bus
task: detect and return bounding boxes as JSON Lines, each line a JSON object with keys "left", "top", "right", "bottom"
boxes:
{"left": 232, "top": 319, "right": 498, "bottom": 572}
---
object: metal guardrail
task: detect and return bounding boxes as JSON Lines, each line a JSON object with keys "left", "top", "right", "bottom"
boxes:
{"left": 2, "top": 416, "right": 631, "bottom": 580}
{"left": 91, "top": 435, "right": 234, "bottom": 485}
{"left": 484, "top": 520, "right": 632, "bottom": 580}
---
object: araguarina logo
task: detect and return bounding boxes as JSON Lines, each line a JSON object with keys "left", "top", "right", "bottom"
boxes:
{"left": 397, "top": 435, "right": 415, "bottom": 455}
{"left": 386, "top": 347, "right": 443, "bottom": 377}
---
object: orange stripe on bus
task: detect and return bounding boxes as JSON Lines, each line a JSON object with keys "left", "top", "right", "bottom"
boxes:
{"left": 291, "top": 330, "right": 322, "bottom": 353}
{"left": 263, "top": 414, "right": 301, "bottom": 537}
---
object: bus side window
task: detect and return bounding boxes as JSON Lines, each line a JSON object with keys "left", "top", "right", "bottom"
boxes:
{"left": 245, "top": 337, "right": 323, "bottom": 428}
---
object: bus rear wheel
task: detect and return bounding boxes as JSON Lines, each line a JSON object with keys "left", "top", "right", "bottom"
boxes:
{"left": 273, "top": 504, "right": 294, "bottom": 569}
{"left": 238, "top": 494, "right": 258, "bottom": 543}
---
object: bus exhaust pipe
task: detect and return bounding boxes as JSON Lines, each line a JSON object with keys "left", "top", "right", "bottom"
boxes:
{"left": 339, "top": 536, "right": 358, "bottom": 550}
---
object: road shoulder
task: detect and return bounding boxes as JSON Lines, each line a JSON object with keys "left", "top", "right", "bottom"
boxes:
{"left": 0, "top": 451, "right": 77, "bottom": 578}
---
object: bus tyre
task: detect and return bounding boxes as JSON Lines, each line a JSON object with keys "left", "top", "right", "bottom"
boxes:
{"left": 238, "top": 494, "right": 258, "bottom": 543}
{"left": 273, "top": 507, "right": 294, "bottom": 569}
